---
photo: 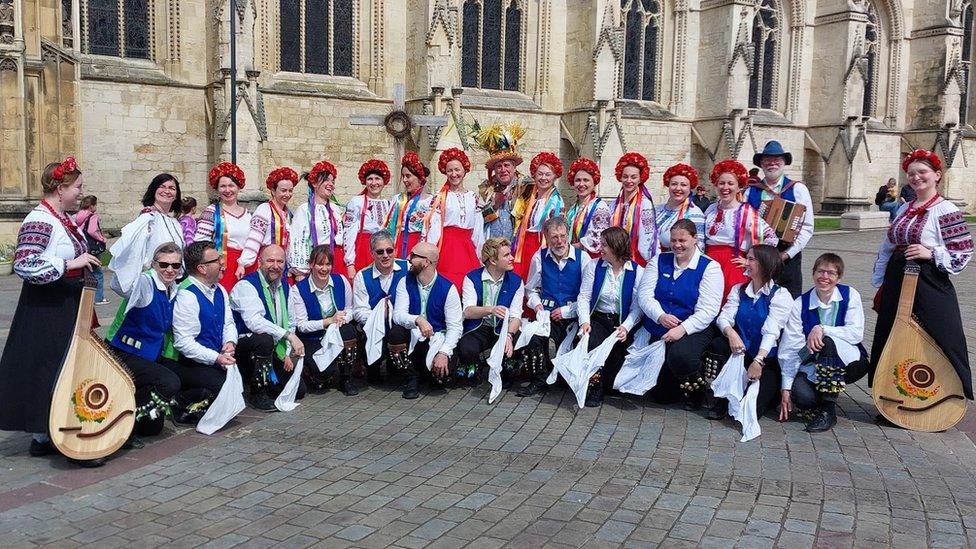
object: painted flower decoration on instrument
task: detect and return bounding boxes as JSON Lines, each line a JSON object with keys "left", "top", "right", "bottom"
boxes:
{"left": 530, "top": 152, "right": 563, "bottom": 179}
{"left": 569, "top": 157, "right": 601, "bottom": 187}
{"left": 208, "top": 162, "right": 246, "bottom": 189}
{"left": 710, "top": 159, "right": 750, "bottom": 189}
{"left": 663, "top": 163, "right": 699, "bottom": 189}
{"left": 901, "top": 149, "right": 942, "bottom": 173}
{"left": 615, "top": 152, "right": 650, "bottom": 184}
{"left": 438, "top": 148, "right": 471, "bottom": 175}
{"left": 893, "top": 359, "right": 940, "bottom": 401}
{"left": 265, "top": 166, "right": 299, "bottom": 191}
{"left": 52, "top": 156, "right": 79, "bottom": 181}
{"left": 307, "top": 160, "right": 338, "bottom": 186}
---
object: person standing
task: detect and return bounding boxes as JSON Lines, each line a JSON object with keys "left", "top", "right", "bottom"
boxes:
{"left": 566, "top": 157, "right": 611, "bottom": 258}
{"left": 473, "top": 123, "right": 534, "bottom": 240}
{"left": 196, "top": 162, "right": 253, "bottom": 292}
{"left": 386, "top": 152, "right": 434, "bottom": 260}
{"left": 512, "top": 153, "right": 565, "bottom": 280}
{"left": 611, "top": 152, "right": 658, "bottom": 266}
{"left": 178, "top": 197, "right": 198, "bottom": 246}
{"left": 75, "top": 195, "right": 109, "bottom": 305}
{"left": 657, "top": 163, "right": 706, "bottom": 252}
{"left": 426, "top": 148, "right": 484, "bottom": 288}
{"left": 343, "top": 159, "right": 393, "bottom": 277}
{"left": 290, "top": 160, "right": 346, "bottom": 280}
{"left": 874, "top": 177, "right": 899, "bottom": 221}
{"left": 238, "top": 167, "right": 298, "bottom": 279}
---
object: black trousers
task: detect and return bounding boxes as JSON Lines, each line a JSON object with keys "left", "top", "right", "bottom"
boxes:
{"left": 299, "top": 323, "right": 359, "bottom": 379}
{"left": 457, "top": 324, "right": 502, "bottom": 366}
{"left": 776, "top": 247, "right": 803, "bottom": 298}
{"left": 237, "top": 333, "right": 305, "bottom": 398}
{"left": 705, "top": 336, "right": 783, "bottom": 417}
{"left": 117, "top": 350, "right": 182, "bottom": 436}
{"left": 647, "top": 326, "right": 716, "bottom": 404}
{"left": 587, "top": 312, "right": 632, "bottom": 395}
{"left": 172, "top": 356, "right": 227, "bottom": 398}
{"left": 791, "top": 336, "right": 869, "bottom": 411}
{"left": 527, "top": 317, "right": 574, "bottom": 384}
{"left": 404, "top": 340, "right": 450, "bottom": 391}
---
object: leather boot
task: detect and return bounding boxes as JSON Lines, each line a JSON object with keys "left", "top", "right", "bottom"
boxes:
{"left": 248, "top": 354, "right": 277, "bottom": 411}
{"left": 339, "top": 344, "right": 360, "bottom": 396}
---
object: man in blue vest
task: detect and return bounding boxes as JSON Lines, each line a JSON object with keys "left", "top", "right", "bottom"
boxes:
{"left": 457, "top": 237, "right": 524, "bottom": 384}
{"left": 745, "top": 140, "right": 815, "bottom": 297}
{"left": 392, "top": 242, "right": 463, "bottom": 399}
{"left": 230, "top": 245, "right": 305, "bottom": 411}
{"left": 517, "top": 216, "right": 591, "bottom": 397}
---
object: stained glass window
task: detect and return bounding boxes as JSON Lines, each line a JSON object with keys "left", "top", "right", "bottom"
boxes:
{"left": 461, "top": 0, "right": 480, "bottom": 87}
{"left": 749, "top": 0, "right": 779, "bottom": 109}
{"left": 124, "top": 0, "right": 150, "bottom": 59}
{"left": 503, "top": 2, "right": 521, "bottom": 90}
{"left": 461, "top": 0, "right": 523, "bottom": 91}
{"left": 279, "top": 0, "right": 354, "bottom": 76}
{"left": 305, "top": 0, "right": 329, "bottom": 74}
{"left": 280, "top": 0, "right": 301, "bottom": 72}
{"left": 620, "top": 0, "right": 662, "bottom": 102}
{"left": 481, "top": 0, "right": 501, "bottom": 89}
{"left": 84, "top": 0, "right": 149, "bottom": 58}
{"left": 961, "top": 1, "right": 973, "bottom": 125}
{"left": 334, "top": 0, "right": 353, "bottom": 76}
{"left": 87, "top": 0, "right": 120, "bottom": 57}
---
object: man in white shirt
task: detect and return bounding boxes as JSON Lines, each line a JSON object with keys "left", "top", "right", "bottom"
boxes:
{"left": 230, "top": 245, "right": 305, "bottom": 411}
{"left": 393, "top": 242, "right": 463, "bottom": 399}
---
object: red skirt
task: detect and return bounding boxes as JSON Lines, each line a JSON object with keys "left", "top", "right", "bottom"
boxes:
{"left": 331, "top": 246, "right": 348, "bottom": 280}
{"left": 705, "top": 244, "right": 748, "bottom": 302}
{"left": 395, "top": 231, "right": 421, "bottom": 260}
{"left": 219, "top": 247, "right": 255, "bottom": 293}
{"left": 437, "top": 226, "right": 480, "bottom": 288}
{"left": 353, "top": 231, "right": 372, "bottom": 273}
{"left": 631, "top": 241, "right": 648, "bottom": 267}
{"left": 513, "top": 231, "right": 542, "bottom": 281}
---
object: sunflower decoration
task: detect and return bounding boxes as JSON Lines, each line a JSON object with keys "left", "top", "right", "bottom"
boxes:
{"left": 72, "top": 378, "right": 113, "bottom": 424}
{"left": 471, "top": 122, "right": 527, "bottom": 173}
{"left": 893, "top": 359, "right": 940, "bottom": 401}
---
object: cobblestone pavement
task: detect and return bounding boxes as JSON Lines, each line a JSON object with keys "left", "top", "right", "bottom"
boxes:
{"left": 1, "top": 230, "right": 975, "bottom": 548}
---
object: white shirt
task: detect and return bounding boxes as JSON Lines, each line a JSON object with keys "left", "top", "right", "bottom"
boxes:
{"left": 702, "top": 203, "right": 778, "bottom": 251}
{"left": 392, "top": 274, "right": 463, "bottom": 357}
{"left": 342, "top": 195, "right": 391, "bottom": 268}
{"left": 525, "top": 247, "right": 592, "bottom": 318}
{"left": 568, "top": 197, "right": 611, "bottom": 256}
{"left": 109, "top": 209, "right": 185, "bottom": 295}
{"left": 289, "top": 201, "right": 346, "bottom": 275}
{"left": 716, "top": 281, "right": 793, "bottom": 354}
{"left": 577, "top": 260, "right": 644, "bottom": 330}
{"left": 14, "top": 206, "right": 85, "bottom": 284}
{"left": 194, "top": 204, "right": 252, "bottom": 249}
{"left": 425, "top": 189, "right": 485, "bottom": 254}
{"left": 173, "top": 276, "right": 237, "bottom": 366}
{"left": 744, "top": 175, "right": 814, "bottom": 258}
{"left": 779, "top": 286, "right": 865, "bottom": 390}
{"left": 611, "top": 189, "right": 658, "bottom": 262}
{"left": 461, "top": 269, "right": 525, "bottom": 329}
{"left": 518, "top": 189, "right": 564, "bottom": 234}
{"left": 638, "top": 248, "right": 723, "bottom": 336}
{"left": 229, "top": 273, "right": 291, "bottom": 342}
{"left": 288, "top": 275, "right": 354, "bottom": 336}
{"left": 352, "top": 261, "right": 404, "bottom": 324}
{"left": 115, "top": 270, "right": 174, "bottom": 314}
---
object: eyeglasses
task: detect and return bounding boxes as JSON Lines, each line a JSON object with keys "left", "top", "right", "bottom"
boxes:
{"left": 200, "top": 258, "right": 221, "bottom": 266}
{"left": 814, "top": 269, "right": 839, "bottom": 278}
{"left": 156, "top": 261, "right": 182, "bottom": 270}
{"left": 374, "top": 248, "right": 395, "bottom": 256}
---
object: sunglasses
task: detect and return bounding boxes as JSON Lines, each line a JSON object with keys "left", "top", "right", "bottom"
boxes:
{"left": 409, "top": 252, "right": 428, "bottom": 261}
{"left": 156, "top": 261, "right": 182, "bottom": 270}
{"left": 373, "top": 247, "right": 395, "bottom": 256}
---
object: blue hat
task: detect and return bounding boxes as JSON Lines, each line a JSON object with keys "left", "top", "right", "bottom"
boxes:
{"left": 753, "top": 140, "right": 792, "bottom": 167}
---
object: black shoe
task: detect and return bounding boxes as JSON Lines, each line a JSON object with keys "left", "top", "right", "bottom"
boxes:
{"left": 68, "top": 457, "right": 106, "bottom": 468}
{"left": 29, "top": 439, "right": 55, "bottom": 457}
{"left": 516, "top": 380, "right": 547, "bottom": 397}
{"left": 707, "top": 400, "right": 726, "bottom": 421}
{"left": 683, "top": 398, "right": 702, "bottom": 411}
{"left": 805, "top": 410, "right": 837, "bottom": 433}
{"left": 248, "top": 391, "right": 277, "bottom": 412}
{"left": 402, "top": 387, "right": 419, "bottom": 399}
{"left": 340, "top": 379, "right": 359, "bottom": 396}
{"left": 585, "top": 391, "right": 602, "bottom": 408}
{"left": 122, "top": 436, "right": 145, "bottom": 450}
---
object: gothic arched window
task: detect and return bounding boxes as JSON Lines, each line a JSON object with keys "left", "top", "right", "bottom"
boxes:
{"left": 84, "top": 0, "right": 150, "bottom": 59}
{"left": 749, "top": 0, "right": 779, "bottom": 110}
{"left": 279, "top": 0, "right": 355, "bottom": 76}
{"left": 620, "top": 0, "right": 662, "bottom": 102}
{"left": 961, "top": 1, "right": 974, "bottom": 125}
{"left": 461, "top": 0, "right": 523, "bottom": 91}
{"left": 862, "top": 2, "right": 880, "bottom": 117}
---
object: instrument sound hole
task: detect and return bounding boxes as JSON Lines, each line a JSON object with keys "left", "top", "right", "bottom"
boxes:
{"left": 907, "top": 364, "right": 935, "bottom": 389}
{"left": 85, "top": 383, "right": 109, "bottom": 409}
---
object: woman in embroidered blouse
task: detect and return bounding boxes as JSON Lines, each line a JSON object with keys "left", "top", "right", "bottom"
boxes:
{"left": 238, "top": 167, "right": 297, "bottom": 279}
{"left": 343, "top": 159, "right": 392, "bottom": 278}
{"left": 870, "top": 149, "right": 974, "bottom": 400}
{"left": 611, "top": 152, "right": 658, "bottom": 267}
{"left": 511, "top": 152, "right": 565, "bottom": 280}
{"left": 0, "top": 158, "right": 102, "bottom": 459}
{"left": 196, "top": 162, "right": 253, "bottom": 292}
{"left": 425, "top": 148, "right": 483, "bottom": 288}
{"left": 289, "top": 160, "right": 346, "bottom": 280}
{"left": 703, "top": 159, "right": 778, "bottom": 301}
{"left": 385, "top": 152, "right": 433, "bottom": 260}
{"left": 658, "top": 163, "right": 706, "bottom": 252}
{"left": 566, "top": 157, "right": 611, "bottom": 258}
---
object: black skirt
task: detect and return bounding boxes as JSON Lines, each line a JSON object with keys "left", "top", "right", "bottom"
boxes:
{"left": 0, "top": 276, "right": 84, "bottom": 433}
{"left": 869, "top": 250, "right": 972, "bottom": 399}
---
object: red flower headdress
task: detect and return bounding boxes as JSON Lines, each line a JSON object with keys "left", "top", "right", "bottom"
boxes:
{"left": 663, "top": 163, "right": 699, "bottom": 189}
{"left": 615, "top": 152, "right": 650, "bottom": 183}
{"left": 401, "top": 151, "right": 429, "bottom": 182}
{"left": 307, "top": 160, "right": 338, "bottom": 186}
{"left": 52, "top": 156, "right": 79, "bottom": 181}
{"left": 901, "top": 149, "right": 942, "bottom": 172}
{"left": 530, "top": 152, "right": 563, "bottom": 179}
{"left": 358, "top": 159, "right": 391, "bottom": 185}
{"left": 710, "top": 159, "right": 749, "bottom": 189}
{"left": 437, "top": 148, "right": 471, "bottom": 175}
{"left": 568, "top": 157, "right": 601, "bottom": 185}
{"left": 208, "top": 162, "right": 246, "bottom": 189}
{"left": 265, "top": 167, "right": 299, "bottom": 190}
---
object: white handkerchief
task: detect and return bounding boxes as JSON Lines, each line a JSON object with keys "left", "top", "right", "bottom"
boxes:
{"left": 514, "top": 315, "right": 550, "bottom": 351}
{"left": 274, "top": 357, "right": 305, "bottom": 412}
{"left": 556, "top": 324, "right": 579, "bottom": 357}
{"left": 364, "top": 300, "right": 388, "bottom": 365}
{"left": 613, "top": 340, "right": 666, "bottom": 396}
{"left": 423, "top": 332, "right": 447, "bottom": 371}
{"left": 487, "top": 308, "right": 513, "bottom": 404}
{"left": 739, "top": 380, "right": 761, "bottom": 442}
{"left": 312, "top": 324, "right": 344, "bottom": 372}
{"left": 196, "top": 364, "right": 246, "bottom": 435}
{"left": 711, "top": 354, "right": 746, "bottom": 418}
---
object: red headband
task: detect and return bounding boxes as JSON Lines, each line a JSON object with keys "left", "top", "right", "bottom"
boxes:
{"left": 615, "top": 152, "right": 650, "bottom": 183}
{"left": 307, "top": 160, "right": 338, "bottom": 186}
{"left": 358, "top": 159, "right": 391, "bottom": 185}
{"left": 401, "top": 151, "right": 428, "bottom": 182}
{"left": 208, "top": 162, "right": 246, "bottom": 189}
{"left": 568, "top": 157, "right": 601, "bottom": 185}
{"left": 901, "top": 149, "right": 942, "bottom": 172}
{"left": 530, "top": 152, "right": 563, "bottom": 179}
{"left": 663, "top": 163, "right": 699, "bottom": 189}
{"left": 437, "top": 148, "right": 471, "bottom": 175}
{"left": 710, "top": 159, "right": 749, "bottom": 189}
{"left": 265, "top": 167, "right": 299, "bottom": 190}
{"left": 52, "top": 157, "right": 78, "bottom": 181}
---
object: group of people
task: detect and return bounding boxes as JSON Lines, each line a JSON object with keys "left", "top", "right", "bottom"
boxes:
{"left": 0, "top": 129, "right": 971, "bottom": 467}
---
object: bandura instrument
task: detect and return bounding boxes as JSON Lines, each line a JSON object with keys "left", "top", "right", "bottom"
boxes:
{"left": 872, "top": 261, "right": 966, "bottom": 432}
{"left": 49, "top": 271, "right": 135, "bottom": 460}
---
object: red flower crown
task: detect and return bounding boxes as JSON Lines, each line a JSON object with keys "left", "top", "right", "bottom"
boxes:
{"left": 710, "top": 159, "right": 749, "bottom": 189}
{"left": 208, "top": 162, "right": 246, "bottom": 189}
{"left": 307, "top": 160, "right": 338, "bottom": 186}
{"left": 265, "top": 167, "right": 299, "bottom": 190}
{"left": 358, "top": 159, "right": 391, "bottom": 185}
{"left": 568, "top": 157, "right": 601, "bottom": 186}
{"left": 901, "top": 149, "right": 942, "bottom": 173}
{"left": 615, "top": 152, "right": 650, "bottom": 184}
{"left": 530, "top": 152, "right": 563, "bottom": 179}
{"left": 663, "top": 163, "right": 699, "bottom": 189}
{"left": 52, "top": 156, "right": 79, "bottom": 181}
{"left": 401, "top": 152, "right": 429, "bottom": 182}
{"left": 437, "top": 148, "right": 471, "bottom": 175}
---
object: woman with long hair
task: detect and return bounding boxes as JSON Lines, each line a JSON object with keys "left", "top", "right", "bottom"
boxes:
{"left": 566, "top": 157, "right": 611, "bottom": 258}
{"left": 343, "top": 159, "right": 392, "bottom": 277}
{"left": 195, "top": 162, "right": 253, "bottom": 291}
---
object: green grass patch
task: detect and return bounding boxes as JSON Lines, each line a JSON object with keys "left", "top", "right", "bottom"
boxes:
{"left": 814, "top": 217, "right": 841, "bottom": 231}
{"left": 966, "top": 215, "right": 975, "bottom": 223}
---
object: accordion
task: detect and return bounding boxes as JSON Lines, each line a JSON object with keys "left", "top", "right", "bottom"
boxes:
{"left": 758, "top": 197, "right": 806, "bottom": 244}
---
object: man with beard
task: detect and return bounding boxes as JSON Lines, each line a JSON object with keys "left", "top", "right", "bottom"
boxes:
{"left": 473, "top": 122, "right": 534, "bottom": 240}
{"left": 230, "top": 245, "right": 306, "bottom": 410}
{"left": 392, "top": 242, "right": 463, "bottom": 399}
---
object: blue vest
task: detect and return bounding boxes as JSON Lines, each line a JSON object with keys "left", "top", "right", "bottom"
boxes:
{"left": 295, "top": 274, "right": 346, "bottom": 342}
{"left": 590, "top": 259, "right": 637, "bottom": 323}
{"left": 733, "top": 284, "right": 780, "bottom": 358}
{"left": 643, "top": 252, "right": 712, "bottom": 339}
{"left": 362, "top": 260, "right": 408, "bottom": 308}
{"left": 540, "top": 248, "right": 583, "bottom": 310}
{"left": 406, "top": 273, "right": 454, "bottom": 333}
{"left": 109, "top": 275, "right": 174, "bottom": 361}
{"left": 800, "top": 284, "right": 868, "bottom": 359}
{"left": 746, "top": 176, "right": 797, "bottom": 210}
{"left": 233, "top": 271, "right": 290, "bottom": 336}
{"left": 184, "top": 283, "right": 226, "bottom": 354}
{"left": 463, "top": 268, "right": 522, "bottom": 334}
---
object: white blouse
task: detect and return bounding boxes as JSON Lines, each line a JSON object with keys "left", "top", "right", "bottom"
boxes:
{"left": 289, "top": 201, "right": 346, "bottom": 275}
{"left": 518, "top": 189, "right": 564, "bottom": 234}
{"left": 287, "top": 275, "right": 354, "bottom": 336}
{"left": 656, "top": 200, "right": 706, "bottom": 250}
{"left": 240, "top": 202, "right": 292, "bottom": 269}
{"left": 716, "top": 281, "right": 793, "bottom": 354}
{"left": 703, "top": 203, "right": 778, "bottom": 251}
{"left": 425, "top": 189, "right": 484, "bottom": 253}
{"left": 577, "top": 259, "right": 644, "bottom": 330}
{"left": 14, "top": 206, "right": 86, "bottom": 284}
{"left": 194, "top": 204, "right": 252, "bottom": 249}
{"left": 343, "top": 195, "right": 392, "bottom": 267}
{"left": 610, "top": 189, "right": 659, "bottom": 262}
{"left": 568, "top": 196, "right": 611, "bottom": 256}
{"left": 109, "top": 208, "right": 185, "bottom": 295}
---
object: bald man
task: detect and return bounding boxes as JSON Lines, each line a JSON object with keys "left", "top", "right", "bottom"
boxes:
{"left": 392, "top": 242, "right": 463, "bottom": 399}
{"left": 230, "top": 245, "right": 306, "bottom": 411}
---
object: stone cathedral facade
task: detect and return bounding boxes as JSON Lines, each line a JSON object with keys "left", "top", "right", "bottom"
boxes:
{"left": 0, "top": 0, "right": 974, "bottom": 232}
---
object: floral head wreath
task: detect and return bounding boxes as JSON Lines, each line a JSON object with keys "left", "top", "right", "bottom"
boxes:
{"left": 52, "top": 157, "right": 79, "bottom": 181}
{"left": 901, "top": 149, "right": 942, "bottom": 172}
{"left": 530, "top": 152, "right": 563, "bottom": 179}
{"left": 710, "top": 159, "right": 750, "bottom": 189}
{"left": 358, "top": 159, "right": 391, "bottom": 185}
{"left": 615, "top": 152, "right": 650, "bottom": 184}
{"left": 568, "top": 157, "right": 601, "bottom": 186}
{"left": 438, "top": 148, "right": 471, "bottom": 175}
{"left": 265, "top": 167, "right": 299, "bottom": 190}
{"left": 663, "top": 163, "right": 699, "bottom": 189}
{"left": 401, "top": 151, "right": 429, "bottom": 182}
{"left": 208, "top": 162, "right": 246, "bottom": 189}
{"left": 307, "top": 160, "right": 338, "bottom": 186}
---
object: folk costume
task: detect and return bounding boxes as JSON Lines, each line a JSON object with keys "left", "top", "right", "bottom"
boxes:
{"left": 171, "top": 276, "right": 237, "bottom": 399}
{"left": 611, "top": 153, "right": 659, "bottom": 266}
{"left": 472, "top": 122, "right": 534, "bottom": 241}
{"left": 109, "top": 205, "right": 185, "bottom": 295}
{"left": 658, "top": 164, "right": 706, "bottom": 251}
{"left": 343, "top": 159, "right": 392, "bottom": 273}
{"left": 239, "top": 167, "right": 298, "bottom": 275}
{"left": 352, "top": 259, "right": 411, "bottom": 379}
{"left": 288, "top": 272, "right": 358, "bottom": 394}
{"left": 457, "top": 267, "right": 525, "bottom": 381}
{"left": 566, "top": 158, "right": 611, "bottom": 258}
{"left": 290, "top": 161, "right": 347, "bottom": 278}
{"left": 385, "top": 152, "right": 433, "bottom": 260}
{"left": 512, "top": 153, "right": 565, "bottom": 280}
{"left": 426, "top": 148, "right": 484, "bottom": 288}
{"left": 196, "top": 162, "right": 254, "bottom": 292}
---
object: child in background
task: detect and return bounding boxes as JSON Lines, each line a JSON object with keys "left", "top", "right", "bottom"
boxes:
{"left": 75, "top": 195, "right": 109, "bottom": 305}
{"left": 178, "top": 197, "right": 198, "bottom": 246}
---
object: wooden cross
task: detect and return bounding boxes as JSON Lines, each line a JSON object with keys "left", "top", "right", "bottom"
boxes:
{"left": 350, "top": 83, "right": 449, "bottom": 181}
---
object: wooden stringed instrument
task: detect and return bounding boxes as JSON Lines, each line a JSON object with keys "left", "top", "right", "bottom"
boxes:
{"left": 48, "top": 270, "right": 136, "bottom": 460}
{"left": 872, "top": 261, "right": 967, "bottom": 432}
